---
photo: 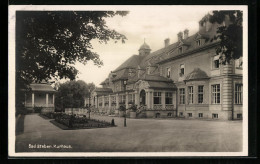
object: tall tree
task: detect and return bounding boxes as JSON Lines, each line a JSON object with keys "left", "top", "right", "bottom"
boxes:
{"left": 55, "top": 80, "right": 95, "bottom": 111}
{"left": 209, "top": 10, "right": 243, "bottom": 64}
{"left": 16, "top": 11, "right": 128, "bottom": 107}
{"left": 16, "top": 11, "right": 128, "bottom": 87}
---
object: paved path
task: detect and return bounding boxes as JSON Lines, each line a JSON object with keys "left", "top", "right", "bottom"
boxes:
{"left": 16, "top": 113, "right": 243, "bottom": 152}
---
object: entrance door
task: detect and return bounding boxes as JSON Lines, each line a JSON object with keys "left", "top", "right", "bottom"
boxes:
{"left": 140, "top": 90, "right": 146, "bottom": 106}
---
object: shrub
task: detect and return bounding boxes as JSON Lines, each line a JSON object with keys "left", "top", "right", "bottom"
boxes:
{"left": 129, "top": 104, "right": 137, "bottom": 112}
{"left": 34, "top": 106, "right": 43, "bottom": 113}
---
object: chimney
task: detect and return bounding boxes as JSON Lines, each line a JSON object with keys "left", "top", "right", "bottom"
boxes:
{"left": 184, "top": 29, "right": 189, "bottom": 39}
{"left": 164, "top": 38, "right": 170, "bottom": 47}
{"left": 177, "top": 32, "right": 183, "bottom": 41}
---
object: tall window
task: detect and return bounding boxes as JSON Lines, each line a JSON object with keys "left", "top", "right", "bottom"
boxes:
{"left": 198, "top": 85, "right": 204, "bottom": 103}
{"left": 213, "top": 55, "right": 220, "bottom": 69}
{"left": 235, "top": 84, "right": 243, "bottom": 104}
{"left": 188, "top": 86, "right": 193, "bottom": 104}
{"left": 178, "top": 47, "right": 183, "bottom": 54}
{"left": 153, "top": 92, "right": 162, "bottom": 104}
{"left": 180, "top": 64, "right": 185, "bottom": 76}
{"left": 179, "top": 88, "right": 185, "bottom": 104}
{"left": 196, "top": 40, "right": 201, "bottom": 46}
{"left": 212, "top": 84, "right": 220, "bottom": 104}
{"left": 166, "top": 67, "right": 171, "bottom": 78}
{"left": 165, "top": 92, "right": 173, "bottom": 104}
{"left": 133, "top": 94, "right": 135, "bottom": 104}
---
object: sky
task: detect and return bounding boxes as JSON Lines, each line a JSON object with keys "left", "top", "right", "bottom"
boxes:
{"left": 60, "top": 6, "right": 239, "bottom": 87}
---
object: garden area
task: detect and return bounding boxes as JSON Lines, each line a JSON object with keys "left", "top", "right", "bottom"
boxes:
{"left": 40, "top": 112, "right": 116, "bottom": 130}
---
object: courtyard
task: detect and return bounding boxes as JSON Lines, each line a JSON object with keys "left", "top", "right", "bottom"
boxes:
{"left": 15, "top": 113, "right": 242, "bottom": 152}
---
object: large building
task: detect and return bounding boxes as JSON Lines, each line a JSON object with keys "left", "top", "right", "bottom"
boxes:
{"left": 89, "top": 14, "right": 243, "bottom": 120}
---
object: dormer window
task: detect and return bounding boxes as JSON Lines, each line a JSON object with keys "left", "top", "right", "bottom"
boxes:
{"left": 179, "top": 64, "right": 185, "bottom": 76}
{"left": 166, "top": 67, "right": 171, "bottom": 78}
{"left": 235, "top": 57, "right": 243, "bottom": 69}
{"left": 212, "top": 55, "right": 220, "bottom": 69}
{"left": 196, "top": 40, "right": 201, "bottom": 46}
{"left": 178, "top": 47, "right": 183, "bottom": 54}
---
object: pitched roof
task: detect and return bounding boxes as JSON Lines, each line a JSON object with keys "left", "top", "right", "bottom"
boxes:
{"left": 94, "top": 88, "right": 113, "bottom": 92}
{"left": 30, "top": 83, "right": 56, "bottom": 92}
{"left": 113, "top": 55, "right": 144, "bottom": 72}
{"left": 148, "top": 81, "right": 176, "bottom": 90}
{"left": 185, "top": 68, "right": 209, "bottom": 81}
{"left": 112, "top": 69, "right": 129, "bottom": 81}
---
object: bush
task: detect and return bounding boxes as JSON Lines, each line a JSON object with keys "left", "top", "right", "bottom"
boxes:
{"left": 34, "top": 106, "right": 43, "bottom": 113}
{"left": 129, "top": 104, "right": 137, "bottom": 112}
{"left": 118, "top": 105, "right": 126, "bottom": 111}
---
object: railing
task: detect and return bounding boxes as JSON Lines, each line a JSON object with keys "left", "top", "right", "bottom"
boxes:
{"left": 165, "top": 104, "right": 174, "bottom": 110}
{"left": 153, "top": 104, "right": 163, "bottom": 110}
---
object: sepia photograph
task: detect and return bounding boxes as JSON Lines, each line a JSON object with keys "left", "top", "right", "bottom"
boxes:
{"left": 8, "top": 5, "right": 248, "bottom": 157}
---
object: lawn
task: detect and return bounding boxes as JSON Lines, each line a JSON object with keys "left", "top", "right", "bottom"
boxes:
{"left": 15, "top": 114, "right": 243, "bottom": 152}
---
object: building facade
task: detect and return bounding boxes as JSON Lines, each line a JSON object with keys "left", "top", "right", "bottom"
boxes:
{"left": 24, "top": 81, "right": 56, "bottom": 113}
{"left": 89, "top": 14, "right": 243, "bottom": 120}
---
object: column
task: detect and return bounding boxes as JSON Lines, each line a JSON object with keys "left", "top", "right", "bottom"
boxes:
{"left": 32, "top": 93, "right": 35, "bottom": 107}
{"left": 125, "top": 92, "right": 129, "bottom": 109}
{"left": 108, "top": 95, "right": 111, "bottom": 109}
{"left": 102, "top": 96, "right": 105, "bottom": 108}
{"left": 95, "top": 96, "right": 98, "bottom": 108}
{"left": 145, "top": 91, "right": 148, "bottom": 107}
{"left": 151, "top": 91, "right": 154, "bottom": 110}
{"left": 116, "top": 94, "right": 119, "bottom": 109}
{"left": 147, "top": 91, "right": 152, "bottom": 109}
{"left": 135, "top": 91, "right": 140, "bottom": 107}
{"left": 53, "top": 94, "right": 55, "bottom": 106}
{"left": 46, "top": 93, "right": 49, "bottom": 107}
{"left": 162, "top": 91, "right": 166, "bottom": 109}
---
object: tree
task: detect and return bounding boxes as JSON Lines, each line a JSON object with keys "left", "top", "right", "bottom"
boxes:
{"left": 209, "top": 10, "right": 243, "bottom": 64}
{"left": 16, "top": 11, "right": 128, "bottom": 88}
{"left": 15, "top": 11, "right": 128, "bottom": 108}
{"left": 55, "top": 80, "right": 95, "bottom": 111}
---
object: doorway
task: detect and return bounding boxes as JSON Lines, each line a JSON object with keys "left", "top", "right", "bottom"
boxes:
{"left": 140, "top": 90, "right": 146, "bottom": 106}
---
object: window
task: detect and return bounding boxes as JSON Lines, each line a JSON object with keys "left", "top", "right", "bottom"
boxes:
{"left": 165, "top": 92, "right": 173, "bottom": 104}
{"left": 122, "top": 95, "right": 126, "bottom": 103}
{"left": 212, "top": 84, "right": 220, "bottom": 104}
{"left": 198, "top": 113, "right": 203, "bottom": 118}
{"left": 198, "top": 86, "right": 204, "bottom": 103}
{"left": 188, "top": 113, "right": 192, "bottom": 117}
{"left": 212, "top": 113, "right": 218, "bottom": 119}
{"left": 167, "top": 113, "right": 172, "bottom": 117}
{"left": 179, "top": 88, "right": 185, "bottom": 104}
{"left": 213, "top": 55, "right": 220, "bottom": 69}
{"left": 166, "top": 67, "right": 171, "bottom": 78}
{"left": 146, "top": 67, "right": 150, "bottom": 74}
{"left": 178, "top": 47, "right": 183, "bottom": 54}
{"left": 235, "top": 57, "right": 243, "bottom": 69}
{"left": 188, "top": 86, "right": 193, "bottom": 104}
{"left": 179, "top": 112, "right": 183, "bottom": 116}
{"left": 154, "top": 92, "right": 162, "bottom": 104}
{"left": 235, "top": 84, "right": 243, "bottom": 104}
{"left": 196, "top": 40, "right": 201, "bottom": 46}
{"left": 133, "top": 94, "right": 135, "bottom": 104}
{"left": 180, "top": 64, "right": 185, "bottom": 76}
{"left": 237, "top": 114, "right": 242, "bottom": 119}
